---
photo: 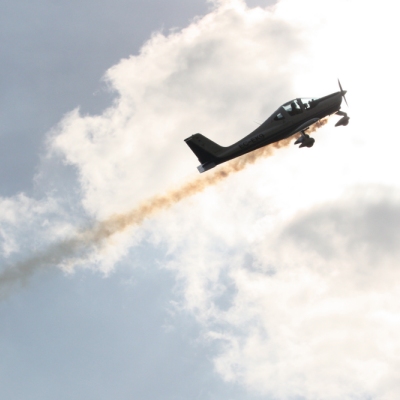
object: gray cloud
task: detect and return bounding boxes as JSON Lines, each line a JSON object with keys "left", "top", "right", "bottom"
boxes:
{"left": 278, "top": 186, "right": 400, "bottom": 263}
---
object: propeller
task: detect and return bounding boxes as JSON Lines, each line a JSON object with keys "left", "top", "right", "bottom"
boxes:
{"left": 338, "top": 79, "right": 348, "bottom": 107}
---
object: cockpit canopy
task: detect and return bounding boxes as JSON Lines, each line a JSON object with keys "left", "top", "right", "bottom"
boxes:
{"left": 299, "top": 98, "right": 319, "bottom": 110}
{"left": 282, "top": 99, "right": 302, "bottom": 116}
{"left": 273, "top": 97, "right": 319, "bottom": 121}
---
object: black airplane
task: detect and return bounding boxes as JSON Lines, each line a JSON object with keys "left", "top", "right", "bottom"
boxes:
{"left": 185, "top": 80, "right": 349, "bottom": 173}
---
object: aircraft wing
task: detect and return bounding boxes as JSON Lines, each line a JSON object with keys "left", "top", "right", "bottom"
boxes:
{"left": 289, "top": 118, "right": 320, "bottom": 136}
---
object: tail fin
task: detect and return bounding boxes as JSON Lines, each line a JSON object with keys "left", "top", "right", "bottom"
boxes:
{"left": 184, "top": 133, "right": 224, "bottom": 172}
{"left": 184, "top": 133, "right": 223, "bottom": 163}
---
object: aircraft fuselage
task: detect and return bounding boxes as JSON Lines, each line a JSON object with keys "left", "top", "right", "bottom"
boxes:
{"left": 185, "top": 88, "right": 348, "bottom": 173}
{"left": 218, "top": 92, "right": 342, "bottom": 163}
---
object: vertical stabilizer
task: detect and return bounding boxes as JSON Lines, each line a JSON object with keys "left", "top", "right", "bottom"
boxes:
{"left": 184, "top": 133, "right": 225, "bottom": 172}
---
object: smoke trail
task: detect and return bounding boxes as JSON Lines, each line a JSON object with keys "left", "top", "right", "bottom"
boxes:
{"left": 0, "top": 118, "right": 328, "bottom": 296}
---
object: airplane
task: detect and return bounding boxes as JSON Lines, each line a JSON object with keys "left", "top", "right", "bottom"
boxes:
{"left": 185, "top": 80, "right": 349, "bottom": 173}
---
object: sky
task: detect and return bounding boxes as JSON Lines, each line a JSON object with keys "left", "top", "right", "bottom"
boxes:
{"left": 1, "top": 0, "right": 400, "bottom": 399}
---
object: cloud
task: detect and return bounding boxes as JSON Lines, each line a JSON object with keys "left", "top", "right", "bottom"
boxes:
{"left": 158, "top": 186, "right": 400, "bottom": 400}
{"left": 0, "top": 194, "right": 63, "bottom": 258}
{"left": 278, "top": 186, "right": 400, "bottom": 266}
{"left": 48, "top": 0, "right": 304, "bottom": 217}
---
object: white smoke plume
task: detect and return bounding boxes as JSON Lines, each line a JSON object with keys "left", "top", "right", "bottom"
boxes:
{"left": 0, "top": 118, "right": 328, "bottom": 297}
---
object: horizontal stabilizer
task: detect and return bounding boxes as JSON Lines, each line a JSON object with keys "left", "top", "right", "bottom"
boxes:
{"left": 198, "top": 162, "right": 216, "bottom": 173}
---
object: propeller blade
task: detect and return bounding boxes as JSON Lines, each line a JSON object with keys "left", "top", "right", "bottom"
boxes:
{"left": 338, "top": 78, "right": 343, "bottom": 93}
{"left": 338, "top": 79, "right": 348, "bottom": 107}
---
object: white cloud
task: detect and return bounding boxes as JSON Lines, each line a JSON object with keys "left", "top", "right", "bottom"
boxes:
{"left": 150, "top": 184, "right": 400, "bottom": 400}
{"left": 0, "top": 194, "right": 63, "bottom": 258}
{"left": 49, "top": 0, "right": 304, "bottom": 219}
{"left": 208, "top": 187, "right": 400, "bottom": 399}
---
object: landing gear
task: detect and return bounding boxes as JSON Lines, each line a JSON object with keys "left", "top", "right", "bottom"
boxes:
{"left": 335, "top": 111, "right": 350, "bottom": 126}
{"left": 294, "top": 129, "right": 315, "bottom": 148}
